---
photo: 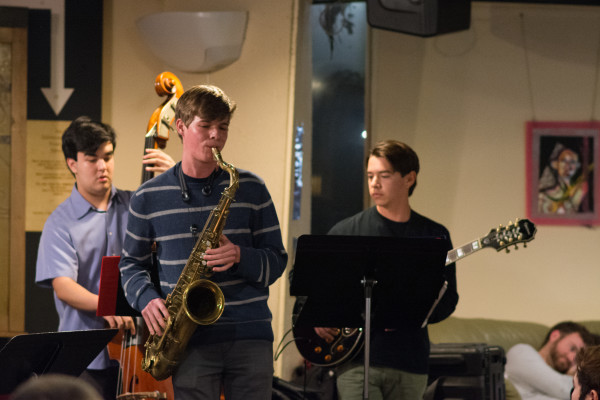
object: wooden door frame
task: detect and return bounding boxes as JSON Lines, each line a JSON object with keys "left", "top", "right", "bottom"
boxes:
{"left": 0, "top": 21, "right": 27, "bottom": 336}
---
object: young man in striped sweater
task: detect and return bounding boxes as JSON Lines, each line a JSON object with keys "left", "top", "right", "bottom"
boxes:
{"left": 119, "top": 85, "right": 288, "bottom": 400}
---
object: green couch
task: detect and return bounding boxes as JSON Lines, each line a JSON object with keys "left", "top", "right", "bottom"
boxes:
{"left": 427, "top": 316, "right": 600, "bottom": 400}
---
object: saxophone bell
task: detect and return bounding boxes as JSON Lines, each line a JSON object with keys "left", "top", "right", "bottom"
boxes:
{"left": 183, "top": 279, "right": 225, "bottom": 325}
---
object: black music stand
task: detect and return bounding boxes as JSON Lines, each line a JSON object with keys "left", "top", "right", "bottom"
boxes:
{"left": 0, "top": 329, "right": 118, "bottom": 395}
{"left": 290, "top": 234, "right": 450, "bottom": 400}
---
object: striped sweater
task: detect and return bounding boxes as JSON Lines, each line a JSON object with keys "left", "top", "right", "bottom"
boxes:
{"left": 119, "top": 162, "right": 288, "bottom": 344}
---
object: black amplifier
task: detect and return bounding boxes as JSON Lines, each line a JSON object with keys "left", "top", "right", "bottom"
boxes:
{"left": 425, "top": 343, "right": 506, "bottom": 400}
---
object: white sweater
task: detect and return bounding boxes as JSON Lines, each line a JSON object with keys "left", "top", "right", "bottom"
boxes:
{"left": 505, "top": 343, "right": 573, "bottom": 400}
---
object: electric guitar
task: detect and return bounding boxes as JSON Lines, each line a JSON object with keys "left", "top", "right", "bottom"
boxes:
{"left": 292, "top": 218, "right": 537, "bottom": 368}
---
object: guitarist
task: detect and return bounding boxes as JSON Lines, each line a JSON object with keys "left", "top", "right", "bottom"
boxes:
{"left": 315, "top": 140, "right": 459, "bottom": 400}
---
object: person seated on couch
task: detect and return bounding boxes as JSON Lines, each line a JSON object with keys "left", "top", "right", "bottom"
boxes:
{"left": 572, "top": 345, "right": 600, "bottom": 400}
{"left": 506, "top": 321, "right": 595, "bottom": 400}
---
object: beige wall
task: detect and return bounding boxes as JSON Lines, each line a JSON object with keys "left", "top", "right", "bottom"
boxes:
{"left": 369, "top": 2, "right": 600, "bottom": 325}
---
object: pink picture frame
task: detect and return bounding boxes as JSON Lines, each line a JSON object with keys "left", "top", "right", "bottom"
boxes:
{"left": 526, "top": 121, "right": 600, "bottom": 226}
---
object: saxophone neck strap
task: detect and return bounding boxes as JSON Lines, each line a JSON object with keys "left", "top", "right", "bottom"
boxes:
{"left": 178, "top": 163, "right": 222, "bottom": 202}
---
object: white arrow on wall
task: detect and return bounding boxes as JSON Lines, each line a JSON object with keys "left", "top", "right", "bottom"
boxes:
{"left": 1, "top": 0, "right": 73, "bottom": 115}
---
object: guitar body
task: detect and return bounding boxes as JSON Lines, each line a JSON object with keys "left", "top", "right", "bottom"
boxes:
{"left": 292, "top": 324, "right": 363, "bottom": 367}
{"left": 292, "top": 219, "right": 537, "bottom": 368}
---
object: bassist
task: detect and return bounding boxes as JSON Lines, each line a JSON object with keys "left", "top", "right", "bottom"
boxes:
{"left": 35, "top": 117, "right": 174, "bottom": 400}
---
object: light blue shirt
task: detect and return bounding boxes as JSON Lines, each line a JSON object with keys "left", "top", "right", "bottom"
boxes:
{"left": 36, "top": 184, "right": 132, "bottom": 369}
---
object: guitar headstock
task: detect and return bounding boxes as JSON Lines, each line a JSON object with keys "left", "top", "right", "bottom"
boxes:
{"left": 481, "top": 218, "right": 537, "bottom": 252}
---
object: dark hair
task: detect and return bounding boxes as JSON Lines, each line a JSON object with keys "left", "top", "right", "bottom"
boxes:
{"left": 61, "top": 116, "right": 116, "bottom": 161}
{"left": 10, "top": 374, "right": 102, "bottom": 400}
{"left": 175, "top": 85, "right": 236, "bottom": 128}
{"left": 368, "top": 140, "right": 420, "bottom": 196}
{"left": 576, "top": 345, "right": 600, "bottom": 400}
{"left": 540, "top": 321, "right": 593, "bottom": 348}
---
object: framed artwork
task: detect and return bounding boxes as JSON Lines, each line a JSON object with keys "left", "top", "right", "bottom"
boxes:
{"left": 526, "top": 121, "right": 600, "bottom": 226}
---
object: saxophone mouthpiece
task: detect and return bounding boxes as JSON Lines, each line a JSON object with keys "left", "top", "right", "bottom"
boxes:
{"left": 212, "top": 147, "right": 223, "bottom": 163}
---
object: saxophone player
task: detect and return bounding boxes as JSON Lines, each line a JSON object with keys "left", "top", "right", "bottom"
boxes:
{"left": 119, "top": 85, "right": 288, "bottom": 400}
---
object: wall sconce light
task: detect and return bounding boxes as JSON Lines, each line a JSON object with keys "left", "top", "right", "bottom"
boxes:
{"left": 136, "top": 11, "right": 248, "bottom": 73}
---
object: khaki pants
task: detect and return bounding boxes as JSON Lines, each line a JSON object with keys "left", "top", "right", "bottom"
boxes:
{"left": 337, "top": 364, "right": 427, "bottom": 400}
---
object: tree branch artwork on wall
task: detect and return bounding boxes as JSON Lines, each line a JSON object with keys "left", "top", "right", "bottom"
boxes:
{"left": 319, "top": 2, "right": 355, "bottom": 57}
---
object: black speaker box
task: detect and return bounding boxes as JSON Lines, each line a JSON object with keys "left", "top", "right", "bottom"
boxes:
{"left": 367, "top": 0, "right": 471, "bottom": 37}
{"left": 425, "top": 343, "right": 506, "bottom": 400}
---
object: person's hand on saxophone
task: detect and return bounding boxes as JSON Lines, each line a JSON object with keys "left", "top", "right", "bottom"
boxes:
{"left": 143, "top": 298, "right": 169, "bottom": 336}
{"left": 204, "top": 234, "right": 240, "bottom": 272}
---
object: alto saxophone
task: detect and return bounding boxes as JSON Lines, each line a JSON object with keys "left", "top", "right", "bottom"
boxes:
{"left": 142, "top": 147, "right": 239, "bottom": 381}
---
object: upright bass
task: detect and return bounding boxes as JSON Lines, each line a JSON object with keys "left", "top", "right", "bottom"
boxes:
{"left": 107, "top": 71, "right": 184, "bottom": 400}
{"left": 142, "top": 71, "right": 184, "bottom": 183}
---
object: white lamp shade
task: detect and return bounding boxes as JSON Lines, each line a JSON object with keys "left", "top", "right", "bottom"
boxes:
{"left": 136, "top": 11, "right": 248, "bottom": 73}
